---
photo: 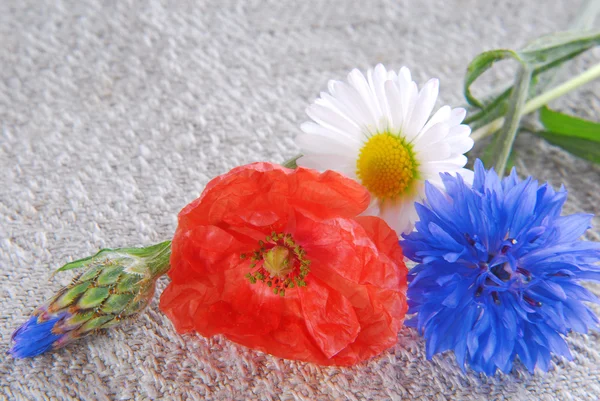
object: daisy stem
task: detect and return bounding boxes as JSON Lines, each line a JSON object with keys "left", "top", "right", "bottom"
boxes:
{"left": 471, "top": 61, "right": 600, "bottom": 142}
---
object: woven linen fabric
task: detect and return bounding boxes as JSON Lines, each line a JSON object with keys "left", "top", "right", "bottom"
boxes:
{"left": 1, "top": 0, "right": 599, "bottom": 400}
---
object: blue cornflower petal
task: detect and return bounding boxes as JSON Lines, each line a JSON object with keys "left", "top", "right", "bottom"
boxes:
{"left": 10, "top": 313, "right": 68, "bottom": 358}
{"left": 401, "top": 159, "right": 600, "bottom": 375}
{"left": 554, "top": 214, "right": 594, "bottom": 242}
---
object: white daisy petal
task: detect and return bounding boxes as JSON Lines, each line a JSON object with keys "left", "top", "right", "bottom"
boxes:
{"left": 448, "top": 124, "right": 472, "bottom": 138}
{"left": 449, "top": 107, "right": 467, "bottom": 126}
{"left": 413, "top": 122, "right": 450, "bottom": 150}
{"left": 300, "top": 121, "right": 358, "bottom": 142}
{"left": 347, "top": 69, "right": 381, "bottom": 124}
{"left": 427, "top": 167, "right": 474, "bottom": 185}
{"left": 407, "top": 207, "right": 420, "bottom": 230}
{"left": 367, "top": 64, "right": 390, "bottom": 129}
{"left": 380, "top": 199, "right": 416, "bottom": 235}
{"left": 399, "top": 66, "right": 412, "bottom": 84}
{"left": 295, "top": 134, "right": 359, "bottom": 156}
{"left": 420, "top": 162, "right": 450, "bottom": 176}
{"left": 384, "top": 80, "right": 404, "bottom": 131}
{"left": 437, "top": 154, "right": 469, "bottom": 167}
{"left": 420, "top": 162, "right": 447, "bottom": 176}
{"left": 362, "top": 198, "right": 381, "bottom": 217}
{"left": 319, "top": 90, "right": 367, "bottom": 129}
{"left": 297, "top": 64, "right": 474, "bottom": 235}
{"left": 296, "top": 154, "right": 356, "bottom": 177}
{"left": 401, "top": 82, "right": 419, "bottom": 135}
{"left": 406, "top": 78, "right": 439, "bottom": 140}
{"left": 423, "top": 172, "right": 445, "bottom": 189}
{"left": 317, "top": 92, "right": 351, "bottom": 117}
{"left": 445, "top": 136, "right": 474, "bottom": 155}
{"left": 327, "top": 79, "right": 338, "bottom": 95}
{"left": 332, "top": 81, "right": 378, "bottom": 128}
{"left": 306, "top": 103, "right": 361, "bottom": 137}
{"left": 421, "top": 156, "right": 468, "bottom": 174}
{"left": 397, "top": 68, "right": 413, "bottom": 116}
{"left": 422, "top": 105, "right": 451, "bottom": 133}
{"left": 417, "top": 142, "right": 452, "bottom": 162}
{"left": 452, "top": 168, "right": 475, "bottom": 184}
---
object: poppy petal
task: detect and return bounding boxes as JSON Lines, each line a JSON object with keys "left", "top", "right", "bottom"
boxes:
{"left": 299, "top": 277, "right": 360, "bottom": 358}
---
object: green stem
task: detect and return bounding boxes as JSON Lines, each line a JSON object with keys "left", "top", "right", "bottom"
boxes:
{"left": 523, "top": 62, "right": 600, "bottom": 113}
{"left": 491, "top": 65, "right": 533, "bottom": 175}
{"left": 471, "top": 61, "right": 600, "bottom": 142}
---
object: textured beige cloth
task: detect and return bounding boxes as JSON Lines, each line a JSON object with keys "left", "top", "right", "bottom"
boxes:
{"left": 1, "top": 0, "right": 600, "bottom": 400}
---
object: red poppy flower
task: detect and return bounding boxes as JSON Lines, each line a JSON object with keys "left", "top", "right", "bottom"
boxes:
{"left": 160, "top": 162, "right": 408, "bottom": 366}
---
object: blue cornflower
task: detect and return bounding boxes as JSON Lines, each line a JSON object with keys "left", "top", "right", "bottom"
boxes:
{"left": 401, "top": 160, "right": 600, "bottom": 375}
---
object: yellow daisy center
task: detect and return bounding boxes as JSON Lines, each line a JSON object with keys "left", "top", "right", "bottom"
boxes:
{"left": 356, "top": 132, "right": 418, "bottom": 200}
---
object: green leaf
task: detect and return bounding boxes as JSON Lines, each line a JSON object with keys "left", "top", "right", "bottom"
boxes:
{"left": 464, "top": 91, "right": 510, "bottom": 129}
{"left": 55, "top": 241, "right": 172, "bottom": 278}
{"left": 539, "top": 106, "right": 600, "bottom": 140}
{"left": 282, "top": 154, "right": 301, "bottom": 169}
{"left": 535, "top": 132, "right": 600, "bottom": 163}
{"left": 534, "top": 107, "right": 600, "bottom": 163}
{"left": 519, "top": 31, "right": 600, "bottom": 66}
{"left": 464, "top": 31, "right": 600, "bottom": 127}
{"left": 464, "top": 50, "right": 520, "bottom": 108}
{"left": 56, "top": 249, "right": 116, "bottom": 273}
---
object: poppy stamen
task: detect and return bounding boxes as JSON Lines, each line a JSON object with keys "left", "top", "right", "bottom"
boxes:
{"left": 243, "top": 232, "right": 310, "bottom": 294}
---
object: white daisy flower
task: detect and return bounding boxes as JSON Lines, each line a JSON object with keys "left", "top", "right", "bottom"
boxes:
{"left": 295, "top": 64, "right": 474, "bottom": 234}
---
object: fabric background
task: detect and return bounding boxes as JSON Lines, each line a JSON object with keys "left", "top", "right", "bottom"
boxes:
{"left": 1, "top": 1, "right": 599, "bottom": 400}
